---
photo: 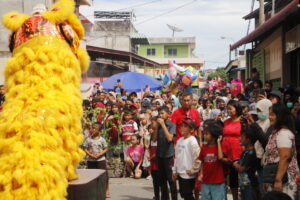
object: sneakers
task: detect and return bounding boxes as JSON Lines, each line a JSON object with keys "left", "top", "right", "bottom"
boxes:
{"left": 146, "top": 175, "right": 152, "bottom": 180}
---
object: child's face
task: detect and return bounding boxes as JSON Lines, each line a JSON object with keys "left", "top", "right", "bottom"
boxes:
{"left": 203, "top": 131, "right": 213, "bottom": 143}
{"left": 158, "top": 110, "right": 169, "bottom": 120}
{"left": 206, "top": 101, "right": 212, "bottom": 108}
{"left": 131, "top": 136, "right": 139, "bottom": 145}
{"left": 112, "top": 105, "right": 119, "bottom": 113}
{"left": 242, "top": 107, "right": 249, "bottom": 116}
{"left": 140, "top": 117, "right": 147, "bottom": 126}
{"left": 181, "top": 123, "right": 193, "bottom": 136}
{"left": 124, "top": 113, "right": 132, "bottom": 121}
{"left": 90, "top": 124, "right": 101, "bottom": 136}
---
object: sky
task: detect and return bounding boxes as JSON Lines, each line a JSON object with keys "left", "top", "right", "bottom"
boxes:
{"left": 80, "top": 0, "right": 258, "bottom": 69}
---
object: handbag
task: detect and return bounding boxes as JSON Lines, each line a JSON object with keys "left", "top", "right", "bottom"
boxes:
{"left": 262, "top": 163, "right": 288, "bottom": 184}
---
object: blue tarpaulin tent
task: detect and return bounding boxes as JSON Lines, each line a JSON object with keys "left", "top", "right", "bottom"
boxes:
{"left": 102, "top": 72, "right": 163, "bottom": 92}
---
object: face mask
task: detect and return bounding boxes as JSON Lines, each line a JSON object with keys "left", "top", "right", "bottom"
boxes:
{"left": 257, "top": 113, "right": 267, "bottom": 121}
{"left": 287, "top": 102, "right": 293, "bottom": 109}
{"left": 219, "top": 106, "right": 225, "bottom": 111}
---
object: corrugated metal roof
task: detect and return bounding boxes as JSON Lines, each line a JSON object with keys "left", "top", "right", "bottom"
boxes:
{"left": 130, "top": 32, "right": 149, "bottom": 45}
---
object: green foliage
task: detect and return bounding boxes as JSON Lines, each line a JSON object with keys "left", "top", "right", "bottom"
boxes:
{"left": 207, "top": 67, "right": 228, "bottom": 81}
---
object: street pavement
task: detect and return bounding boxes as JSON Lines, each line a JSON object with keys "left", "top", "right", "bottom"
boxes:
{"left": 109, "top": 178, "right": 233, "bottom": 200}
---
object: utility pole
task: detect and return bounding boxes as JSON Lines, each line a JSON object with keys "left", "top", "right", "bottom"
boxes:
{"left": 259, "top": 0, "right": 265, "bottom": 25}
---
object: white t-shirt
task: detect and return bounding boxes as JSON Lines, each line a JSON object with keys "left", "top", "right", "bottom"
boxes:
{"left": 173, "top": 136, "right": 200, "bottom": 179}
{"left": 276, "top": 128, "right": 294, "bottom": 148}
{"left": 83, "top": 136, "right": 108, "bottom": 161}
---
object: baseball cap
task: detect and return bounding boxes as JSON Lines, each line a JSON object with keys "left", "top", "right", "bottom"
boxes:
{"left": 182, "top": 117, "right": 197, "bottom": 130}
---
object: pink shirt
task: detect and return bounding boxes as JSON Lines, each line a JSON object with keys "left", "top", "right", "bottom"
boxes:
{"left": 127, "top": 145, "right": 144, "bottom": 163}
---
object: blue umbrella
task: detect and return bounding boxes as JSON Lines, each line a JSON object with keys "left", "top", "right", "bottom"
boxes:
{"left": 102, "top": 72, "right": 163, "bottom": 92}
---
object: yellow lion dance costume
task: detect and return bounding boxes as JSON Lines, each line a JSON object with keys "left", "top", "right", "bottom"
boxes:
{"left": 0, "top": 0, "right": 89, "bottom": 199}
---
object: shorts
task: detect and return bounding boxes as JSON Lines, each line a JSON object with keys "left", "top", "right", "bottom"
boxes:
{"left": 87, "top": 160, "right": 109, "bottom": 183}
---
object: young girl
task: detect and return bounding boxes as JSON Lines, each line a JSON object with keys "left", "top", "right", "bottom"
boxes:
{"left": 125, "top": 134, "right": 145, "bottom": 179}
{"left": 139, "top": 113, "right": 151, "bottom": 179}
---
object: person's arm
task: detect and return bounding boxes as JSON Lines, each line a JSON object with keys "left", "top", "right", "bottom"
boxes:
{"left": 84, "top": 149, "right": 97, "bottom": 159}
{"left": 94, "top": 147, "right": 109, "bottom": 159}
{"left": 274, "top": 147, "right": 292, "bottom": 190}
{"left": 136, "top": 148, "right": 144, "bottom": 169}
{"left": 157, "top": 118, "right": 173, "bottom": 142}
{"left": 198, "top": 127, "right": 203, "bottom": 147}
{"left": 188, "top": 143, "right": 201, "bottom": 175}
{"left": 217, "top": 136, "right": 224, "bottom": 160}
{"left": 232, "top": 161, "right": 247, "bottom": 173}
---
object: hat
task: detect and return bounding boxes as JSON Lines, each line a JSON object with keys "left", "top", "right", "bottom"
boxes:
{"left": 108, "top": 91, "right": 116, "bottom": 99}
{"left": 146, "top": 93, "right": 154, "bottom": 99}
{"left": 182, "top": 117, "right": 197, "bottom": 130}
{"left": 130, "top": 104, "right": 139, "bottom": 110}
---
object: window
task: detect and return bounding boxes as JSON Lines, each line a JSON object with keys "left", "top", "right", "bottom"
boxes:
{"left": 168, "top": 48, "right": 177, "bottom": 56}
{"left": 147, "top": 48, "right": 156, "bottom": 56}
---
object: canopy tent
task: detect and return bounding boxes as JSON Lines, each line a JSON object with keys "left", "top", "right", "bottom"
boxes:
{"left": 102, "top": 72, "right": 163, "bottom": 92}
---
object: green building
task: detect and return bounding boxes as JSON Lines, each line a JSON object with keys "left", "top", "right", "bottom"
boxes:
{"left": 137, "top": 37, "right": 203, "bottom": 78}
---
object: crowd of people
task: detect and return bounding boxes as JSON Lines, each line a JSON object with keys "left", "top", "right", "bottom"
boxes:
{"left": 79, "top": 78, "right": 300, "bottom": 200}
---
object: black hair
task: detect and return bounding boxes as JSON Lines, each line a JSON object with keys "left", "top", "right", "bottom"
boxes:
{"left": 204, "top": 123, "right": 223, "bottom": 140}
{"left": 0, "top": 85, "right": 4, "bottom": 88}
{"left": 227, "top": 100, "right": 243, "bottom": 117}
{"left": 82, "top": 99, "right": 90, "bottom": 107}
{"left": 271, "top": 103, "right": 295, "bottom": 134}
{"left": 93, "top": 122, "right": 102, "bottom": 130}
{"left": 158, "top": 105, "right": 170, "bottom": 113}
{"left": 236, "top": 93, "right": 246, "bottom": 101}
{"left": 123, "top": 109, "right": 133, "bottom": 115}
{"left": 203, "top": 98, "right": 213, "bottom": 109}
{"left": 92, "top": 98, "right": 101, "bottom": 103}
{"left": 262, "top": 191, "right": 292, "bottom": 200}
{"left": 242, "top": 123, "right": 261, "bottom": 145}
{"left": 181, "top": 92, "right": 193, "bottom": 98}
{"left": 253, "top": 80, "right": 263, "bottom": 88}
{"left": 131, "top": 134, "right": 141, "bottom": 141}
{"left": 117, "top": 79, "right": 121, "bottom": 82}
{"left": 265, "top": 81, "right": 273, "bottom": 88}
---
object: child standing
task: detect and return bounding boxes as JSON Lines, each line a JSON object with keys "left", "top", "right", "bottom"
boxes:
{"left": 156, "top": 106, "right": 178, "bottom": 200}
{"left": 121, "top": 109, "right": 138, "bottom": 175}
{"left": 172, "top": 117, "right": 200, "bottom": 200}
{"left": 199, "top": 123, "right": 225, "bottom": 200}
{"left": 149, "top": 120, "right": 161, "bottom": 200}
{"left": 83, "top": 122, "right": 110, "bottom": 198}
{"left": 125, "top": 134, "right": 144, "bottom": 179}
{"left": 139, "top": 113, "right": 151, "bottom": 179}
{"left": 233, "top": 124, "right": 260, "bottom": 200}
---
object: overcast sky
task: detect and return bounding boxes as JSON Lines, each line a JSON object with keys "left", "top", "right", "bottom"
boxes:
{"left": 81, "top": 0, "right": 258, "bottom": 69}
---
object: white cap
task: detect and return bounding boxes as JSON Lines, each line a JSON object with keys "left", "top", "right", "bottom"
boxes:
{"left": 32, "top": 4, "right": 47, "bottom": 15}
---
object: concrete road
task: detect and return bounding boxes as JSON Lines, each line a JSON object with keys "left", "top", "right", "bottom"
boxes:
{"left": 108, "top": 178, "right": 233, "bottom": 200}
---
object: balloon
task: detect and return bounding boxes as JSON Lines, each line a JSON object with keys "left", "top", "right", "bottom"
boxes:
{"left": 168, "top": 60, "right": 177, "bottom": 79}
{"left": 181, "top": 75, "right": 192, "bottom": 86}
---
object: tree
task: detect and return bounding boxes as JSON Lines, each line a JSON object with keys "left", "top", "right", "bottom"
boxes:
{"left": 207, "top": 67, "right": 228, "bottom": 81}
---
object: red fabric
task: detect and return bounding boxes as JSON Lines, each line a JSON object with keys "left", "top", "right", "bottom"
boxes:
{"left": 121, "top": 120, "right": 136, "bottom": 141}
{"left": 150, "top": 145, "right": 158, "bottom": 170}
{"left": 222, "top": 119, "right": 243, "bottom": 161}
{"left": 199, "top": 145, "right": 224, "bottom": 184}
{"left": 171, "top": 107, "right": 200, "bottom": 144}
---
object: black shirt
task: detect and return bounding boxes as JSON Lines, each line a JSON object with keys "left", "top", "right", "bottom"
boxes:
{"left": 239, "top": 149, "right": 259, "bottom": 187}
{"left": 156, "top": 120, "right": 176, "bottom": 158}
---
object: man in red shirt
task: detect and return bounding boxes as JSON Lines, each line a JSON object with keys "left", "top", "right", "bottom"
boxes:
{"left": 171, "top": 92, "right": 201, "bottom": 144}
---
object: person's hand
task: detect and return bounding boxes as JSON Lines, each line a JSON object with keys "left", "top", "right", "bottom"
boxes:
{"left": 157, "top": 118, "right": 165, "bottom": 126}
{"left": 186, "top": 170, "right": 193, "bottom": 176}
{"left": 274, "top": 180, "right": 283, "bottom": 191}
{"left": 197, "top": 173, "right": 203, "bottom": 182}
{"left": 172, "top": 173, "right": 178, "bottom": 181}
{"left": 217, "top": 136, "right": 223, "bottom": 143}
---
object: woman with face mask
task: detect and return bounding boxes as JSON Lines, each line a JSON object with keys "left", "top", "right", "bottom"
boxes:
{"left": 256, "top": 99, "right": 273, "bottom": 132}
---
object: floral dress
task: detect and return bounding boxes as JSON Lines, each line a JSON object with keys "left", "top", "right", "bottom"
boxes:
{"left": 263, "top": 129, "right": 299, "bottom": 199}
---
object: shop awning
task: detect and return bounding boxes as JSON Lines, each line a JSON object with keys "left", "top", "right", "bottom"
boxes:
{"left": 230, "top": 0, "right": 299, "bottom": 50}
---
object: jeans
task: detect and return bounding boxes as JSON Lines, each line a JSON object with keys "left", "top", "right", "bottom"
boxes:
{"left": 178, "top": 176, "right": 195, "bottom": 200}
{"left": 157, "top": 157, "right": 178, "bottom": 200}
{"left": 201, "top": 183, "right": 226, "bottom": 200}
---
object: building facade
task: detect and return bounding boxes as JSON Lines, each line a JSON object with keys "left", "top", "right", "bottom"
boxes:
{"left": 138, "top": 37, "right": 204, "bottom": 78}
{"left": 231, "top": 0, "right": 300, "bottom": 89}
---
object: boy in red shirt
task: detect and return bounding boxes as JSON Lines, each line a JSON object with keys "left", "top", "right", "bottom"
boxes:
{"left": 198, "top": 123, "right": 225, "bottom": 200}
